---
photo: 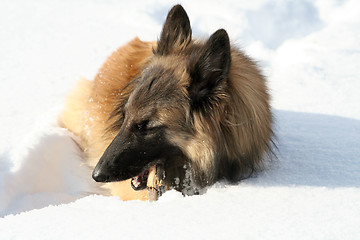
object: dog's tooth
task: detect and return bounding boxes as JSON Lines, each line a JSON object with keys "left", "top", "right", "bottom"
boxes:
{"left": 132, "top": 177, "right": 140, "bottom": 188}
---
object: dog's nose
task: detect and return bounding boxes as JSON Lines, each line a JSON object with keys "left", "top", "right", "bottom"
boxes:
{"left": 92, "top": 169, "right": 109, "bottom": 182}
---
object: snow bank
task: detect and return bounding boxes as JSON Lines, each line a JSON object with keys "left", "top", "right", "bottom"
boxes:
{"left": 0, "top": 115, "right": 102, "bottom": 217}
{"left": 1, "top": 0, "right": 360, "bottom": 239}
{"left": 1, "top": 186, "right": 359, "bottom": 240}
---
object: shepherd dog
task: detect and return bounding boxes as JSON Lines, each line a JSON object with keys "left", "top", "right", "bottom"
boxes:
{"left": 61, "top": 5, "right": 273, "bottom": 201}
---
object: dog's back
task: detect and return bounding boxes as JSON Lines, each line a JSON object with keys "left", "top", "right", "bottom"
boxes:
{"left": 62, "top": 38, "right": 155, "bottom": 200}
{"left": 62, "top": 38, "right": 154, "bottom": 166}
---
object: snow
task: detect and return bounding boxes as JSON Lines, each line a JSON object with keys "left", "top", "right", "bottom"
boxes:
{"left": 1, "top": 0, "right": 360, "bottom": 239}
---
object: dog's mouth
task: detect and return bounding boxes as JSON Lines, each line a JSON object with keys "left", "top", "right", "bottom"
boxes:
{"left": 131, "top": 168, "right": 150, "bottom": 191}
{"left": 130, "top": 162, "right": 165, "bottom": 191}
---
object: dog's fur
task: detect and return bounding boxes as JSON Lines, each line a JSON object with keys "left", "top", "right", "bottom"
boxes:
{"left": 61, "top": 5, "right": 273, "bottom": 200}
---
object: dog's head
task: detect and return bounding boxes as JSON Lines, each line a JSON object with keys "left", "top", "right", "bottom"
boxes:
{"left": 92, "top": 5, "right": 231, "bottom": 190}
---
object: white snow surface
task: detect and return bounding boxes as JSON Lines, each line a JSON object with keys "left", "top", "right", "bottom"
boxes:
{"left": 1, "top": 0, "right": 360, "bottom": 239}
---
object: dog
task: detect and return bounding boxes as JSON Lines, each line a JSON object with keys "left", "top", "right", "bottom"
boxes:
{"left": 61, "top": 5, "right": 273, "bottom": 201}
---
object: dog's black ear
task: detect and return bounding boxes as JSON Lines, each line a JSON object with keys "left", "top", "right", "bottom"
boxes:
{"left": 156, "top": 5, "right": 192, "bottom": 55}
{"left": 188, "top": 29, "right": 231, "bottom": 110}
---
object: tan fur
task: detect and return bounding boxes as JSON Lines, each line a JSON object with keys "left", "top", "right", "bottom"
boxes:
{"left": 62, "top": 38, "right": 154, "bottom": 200}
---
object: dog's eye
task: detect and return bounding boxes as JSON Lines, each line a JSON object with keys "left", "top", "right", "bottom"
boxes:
{"left": 137, "top": 120, "right": 150, "bottom": 131}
